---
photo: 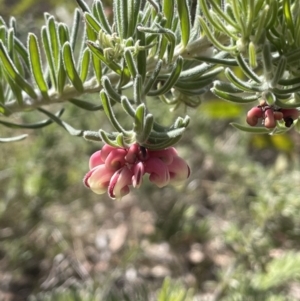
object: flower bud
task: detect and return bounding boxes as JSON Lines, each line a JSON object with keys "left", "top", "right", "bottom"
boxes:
{"left": 246, "top": 107, "right": 263, "bottom": 126}
{"left": 264, "top": 108, "right": 276, "bottom": 128}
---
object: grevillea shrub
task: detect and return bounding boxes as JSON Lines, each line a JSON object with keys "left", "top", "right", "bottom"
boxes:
{"left": 0, "top": 0, "right": 300, "bottom": 198}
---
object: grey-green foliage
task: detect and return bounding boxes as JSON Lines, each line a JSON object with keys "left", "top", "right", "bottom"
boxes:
{"left": 0, "top": 0, "right": 221, "bottom": 148}
{"left": 199, "top": 0, "right": 300, "bottom": 134}
{"left": 1, "top": 0, "right": 300, "bottom": 144}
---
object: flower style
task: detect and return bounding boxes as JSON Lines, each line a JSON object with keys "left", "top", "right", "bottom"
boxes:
{"left": 83, "top": 143, "right": 190, "bottom": 199}
{"left": 246, "top": 103, "right": 299, "bottom": 129}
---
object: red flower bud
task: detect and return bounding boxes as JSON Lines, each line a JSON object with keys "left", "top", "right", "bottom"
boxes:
{"left": 246, "top": 107, "right": 263, "bottom": 126}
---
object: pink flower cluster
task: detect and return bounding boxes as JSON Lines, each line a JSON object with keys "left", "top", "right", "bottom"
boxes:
{"left": 84, "top": 144, "right": 190, "bottom": 199}
{"left": 246, "top": 103, "right": 299, "bottom": 129}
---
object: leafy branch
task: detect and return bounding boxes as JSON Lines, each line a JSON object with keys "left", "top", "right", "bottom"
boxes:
{"left": 1, "top": 0, "right": 300, "bottom": 143}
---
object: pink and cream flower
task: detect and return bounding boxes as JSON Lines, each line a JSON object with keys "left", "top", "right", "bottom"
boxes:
{"left": 84, "top": 144, "right": 190, "bottom": 199}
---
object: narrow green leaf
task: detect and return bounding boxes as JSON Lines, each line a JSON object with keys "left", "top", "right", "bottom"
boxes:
{"left": 63, "top": 42, "right": 84, "bottom": 93}
{"left": 225, "top": 68, "right": 264, "bottom": 92}
{"left": 213, "top": 80, "right": 244, "bottom": 94}
{"left": 195, "top": 55, "right": 238, "bottom": 66}
{"left": 236, "top": 54, "right": 261, "bottom": 83}
{"left": 144, "top": 135, "right": 182, "bottom": 150}
{"left": 271, "top": 56, "right": 287, "bottom": 86}
{"left": 85, "top": 12, "right": 101, "bottom": 34}
{"left": 252, "top": 7, "right": 269, "bottom": 44}
{"left": 175, "top": 78, "right": 213, "bottom": 90}
{"left": 143, "top": 59, "right": 163, "bottom": 95}
{"left": 121, "top": 0, "right": 129, "bottom": 38}
{"left": 70, "top": 9, "right": 81, "bottom": 51}
{"left": 99, "top": 129, "right": 120, "bottom": 147}
{"left": 0, "top": 134, "right": 28, "bottom": 143}
{"left": 159, "top": 0, "right": 175, "bottom": 58}
{"left": 140, "top": 2, "right": 152, "bottom": 25}
{"left": 262, "top": 43, "right": 273, "bottom": 80}
{"left": 102, "top": 76, "right": 122, "bottom": 103}
{"left": 68, "top": 98, "right": 103, "bottom": 111}
{"left": 149, "top": 127, "right": 186, "bottom": 139}
{"left": 148, "top": 56, "right": 183, "bottom": 96}
{"left": 41, "top": 26, "right": 57, "bottom": 90}
{"left": 114, "top": 0, "right": 125, "bottom": 40}
{"left": 87, "top": 41, "right": 121, "bottom": 75}
{"left": 138, "top": 113, "right": 153, "bottom": 143}
{"left": 158, "top": 25, "right": 176, "bottom": 63}
{"left": 47, "top": 17, "right": 60, "bottom": 71}
{"left": 0, "top": 26, "right": 6, "bottom": 44}
{"left": 211, "top": 87, "right": 259, "bottom": 103}
{"left": 58, "top": 23, "right": 70, "bottom": 46}
{"left": 28, "top": 33, "right": 49, "bottom": 99}
{"left": 38, "top": 107, "right": 83, "bottom": 136}
{"left": 2, "top": 70, "right": 23, "bottom": 104}
{"left": 275, "top": 98, "right": 300, "bottom": 109}
{"left": 79, "top": 48, "right": 90, "bottom": 82}
{"left": 121, "top": 96, "right": 135, "bottom": 117}
{"left": 75, "top": 0, "right": 91, "bottom": 13}
{"left": 0, "top": 81, "right": 4, "bottom": 104}
{"left": 283, "top": 0, "right": 294, "bottom": 37}
{"left": 163, "top": 0, "right": 174, "bottom": 28}
{"left": 136, "top": 29, "right": 146, "bottom": 83}
{"left": 198, "top": 17, "right": 236, "bottom": 52}
{"left": 93, "top": 0, "right": 112, "bottom": 34}
{"left": 57, "top": 52, "right": 67, "bottom": 94}
{"left": 177, "top": 0, "right": 190, "bottom": 47}
{"left": 124, "top": 49, "right": 138, "bottom": 78}
{"left": 86, "top": 25, "right": 102, "bottom": 83}
{"left": 266, "top": 0, "right": 278, "bottom": 29}
{"left": 0, "top": 16, "right": 6, "bottom": 27}
{"left": 7, "top": 28, "right": 14, "bottom": 59}
{"left": 100, "top": 90, "right": 127, "bottom": 133}
{"left": 179, "top": 66, "right": 224, "bottom": 82}
{"left": 248, "top": 42, "right": 257, "bottom": 69}
{"left": 0, "top": 108, "right": 64, "bottom": 129}
{"left": 207, "top": 0, "right": 239, "bottom": 29}
{"left": 133, "top": 74, "right": 143, "bottom": 104}
{"left": 0, "top": 40, "right": 37, "bottom": 99}
{"left": 231, "top": 122, "right": 272, "bottom": 134}
{"left": 127, "top": 0, "right": 141, "bottom": 37}
{"left": 134, "top": 104, "right": 145, "bottom": 134}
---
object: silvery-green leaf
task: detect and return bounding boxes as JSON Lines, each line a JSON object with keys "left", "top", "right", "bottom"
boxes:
{"left": 0, "top": 134, "right": 28, "bottom": 143}
{"left": 28, "top": 33, "right": 49, "bottom": 100}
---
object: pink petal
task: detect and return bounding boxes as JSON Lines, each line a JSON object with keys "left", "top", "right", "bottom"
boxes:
{"left": 148, "top": 147, "right": 178, "bottom": 165}
{"left": 105, "top": 148, "right": 127, "bottom": 171}
{"left": 84, "top": 165, "right": 114, "bottom": 194}
{"left": 168, "top": 156, "right": 190, "bottom": 184}
{"left": 89, "top": 150, "right": 104, "bottom": 169}
{"left": 144, "top": 157, "right": 170, "bottom": 188}
{"left": 100, "top": 144, "right": 120, "bottom": 161}
{"left": 132, "top": 162, "right": 145, "bottom": 188}
{"left": 125, "top": 143, "right": 139, "bottom": 164}
{"left": 108, "top": 166, "right": 133, "bottom": 199}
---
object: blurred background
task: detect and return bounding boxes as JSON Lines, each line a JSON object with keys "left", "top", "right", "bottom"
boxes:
{"left": 1, "top": 1, "right": 300, "bottom": 300}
